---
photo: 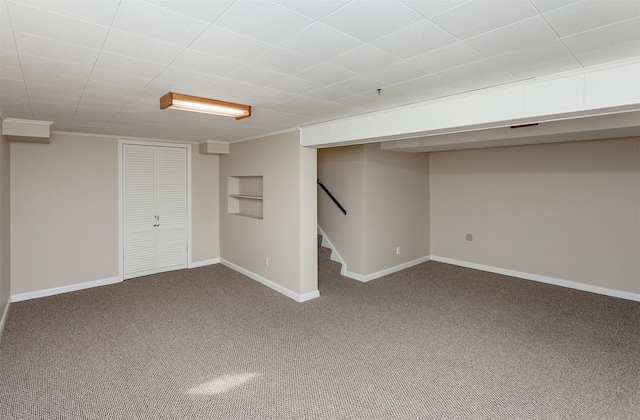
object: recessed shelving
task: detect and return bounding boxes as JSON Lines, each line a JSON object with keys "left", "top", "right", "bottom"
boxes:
{"left": 228, "top": 176, "right": 263, "bottom": 220}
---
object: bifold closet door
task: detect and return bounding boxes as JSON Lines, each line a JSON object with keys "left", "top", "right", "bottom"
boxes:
{"left": 123, "top": 145, "right": 187, "bottom": 280}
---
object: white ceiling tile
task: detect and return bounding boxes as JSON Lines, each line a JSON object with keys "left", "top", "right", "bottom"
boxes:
{"left": 19, "top": 53, "right": 94, "bottom": 78}
{"left": 321, "top": 0, "right": 424, "bottom": 42}
{"left": 269, "top": 77, "right": 323, "bottom": 95}
{"left": 24, "top": 80, "right": 83, "bottom": 99}
{"left": 95, "top": 51, "right": 166, "bottom": 79}
{"left": 368, "top": 62, "right": 431, "bottom": 85}
{"left": 491, "top": 39, "right": 574, "bottom": 71}
{"left": 225, "top": 65, "right": 288, "bottom": 87}
{"left": 240, "top": 87, "right": 298, "bottom": 106}
{"left": 22, "top": 68, "right": 87, "bottom": 89}
{"left": 85, "top": 74, "right": 148, "bottom": 96}
{"left": 102, "top": 30, "right": 185, "bottom": 66}
{"left": 27, "top": 90, "right": 81, "bottom": 106}
{"left": 0, "top": 101, "right": 32, "bottom": 119}
{"left": 30, "top": 102, "right": 76, "bottom": 117}
{"left": 430, "top": 0, "right": 540, "bottom": 39}
{"left": 69, "top": 123, "right": 104, "bottom": 133}
{"left": 1, "top": 64, "right": 23, "bottom": 80}
{"left": 574, "top": 40, "right": 640, "bottom": 67}
{"left": 399, "top": 0, "right": 471, "bottom": 18}
{"left": 392, "top": 74, "right": 456, "bottom": 95}
{"left": 436, "top": 59, "right": 516, "bottom": 84}
{"left": 248, "top": 47, "right": 318, "bottom": 75}
{"left": 171, "top": 50, "right": 242, "bottom": 77}
{"left": 1, "top": 76, "right": 26, "bottom": 91}
{"left": 154, "top": 67, "right": 221, "bottom": 89}
{"left": 78, "top": 95, "right": 129, "bottom": 110}
{"left": 100, "top": 123, "right": 137, "bottom": 136}
{"left": 465, "top": 16, "right": 559, "bottom": 57}
{"left": 7, "top": 1, "right": 109, "bottom": 48}
{"left": 542, "top": 0, "right": 640, "bottom": 37}
{"left": 270, "top": 0, "right": 351, "bottom": 20}
{"left": 206, "top": 78, "right": 264, "bottom": 101}
{"left": 10, "top": 0, "right": 120, "bottom": 26}
{"left": 371, "top": 20, "right": 458, "bottom": 59}
{"left": 140, "top": 0, "right": 235, "bottom": 23}
{"left": 1, "top": 29, "right": 18, "bottom": 52}
{"left": 73, "top": 107, "right": 119, "bottom": 123}
{"left": 111, "top": 0, "right": 210, "bottom": 47}
{"left": 277, "top": 22, "right": 363, "bottom": 62}
{"left": 510, "top": 56, "right": 583, "bottom": 79}
{"left": 529, "top": 0, "right": 584, "bottom": 14}
{"left": 214, "top": 1, "right": 314, "bottom": 45}
{"left": 329, "top": 44, "right": 402, "bottom": 75}
{"left": 562, "top": 17, "right": 640, "bottom": 56}
{"left": 190, "top": 25, "right": 273, "bottom": 63}
{"left": 296, "top": 63, "right": 358, "bottom": 86}
{"left": 14, "top": 32, "right": 100, "bottom": 66}
{"left": 329, "top": 75, "right": 381, "bottom": 94}
{"left": 0, "top": 49, "right": 20, "bottom": 67}
{"left": 409, "top": 42, "right": 484, "bottom": 73}
{"left": 306, "top": 86, "right": 352, "bottom": 101}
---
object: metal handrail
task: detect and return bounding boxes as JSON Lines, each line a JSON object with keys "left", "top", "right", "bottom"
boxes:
{"left": 317, "top": 179, "right": 347, "bottom": 215}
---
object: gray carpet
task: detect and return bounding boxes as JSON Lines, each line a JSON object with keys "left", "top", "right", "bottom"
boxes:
{"left": 1, "top": 244, "right": 639, "bottom": 419}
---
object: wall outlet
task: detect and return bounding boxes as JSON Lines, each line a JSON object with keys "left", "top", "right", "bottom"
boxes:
{"left": 264, "top": 257, "right": 269, "bottom": 267}
{"left": 396, "top": 247, "right": 401, "bottom": 255}
{"left": 466, "top": 234, "right": 473, "bottom": 241}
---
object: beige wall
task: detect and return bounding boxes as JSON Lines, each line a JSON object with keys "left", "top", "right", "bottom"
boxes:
{"left": 220, "top": 131, "right": 318, "bottom": 296}
{"left": 191, "top": 148, "right": 220, "bottom": 262}
{"left": 10, "top": 133, "right": 220, "bottom": 296}
{"left": 430, "top": 137, "right": 640, "bottom": 294}
{"left": 364, "top": 144, "right": 430, "bottom": 274}
{"left": 0, "top": 129, "right": 10, "bottom": 321}
{"left": 317, "top": 144, "right": 430, "bottom": 277}
{"left": 317, "top": 145, "right": 366, "bottom": 274}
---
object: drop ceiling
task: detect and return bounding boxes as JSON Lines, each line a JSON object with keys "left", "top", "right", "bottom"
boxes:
{"left": 1, "top": 0, "right": 639, "bottom": 144}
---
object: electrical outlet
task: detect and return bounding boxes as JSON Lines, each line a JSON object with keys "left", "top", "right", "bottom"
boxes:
{"left": 264, "top": 257, "right": 269, "bottom": 267}
{"left": 466, "top": 234, "right": 473, "bottom": 241}
{"left": 396, "top": 247, "right": 401, "bottom": 255}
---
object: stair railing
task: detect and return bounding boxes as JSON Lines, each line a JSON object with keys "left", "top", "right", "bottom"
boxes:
{"left": 317, "top": 178, "right": 347, "bottom": 215}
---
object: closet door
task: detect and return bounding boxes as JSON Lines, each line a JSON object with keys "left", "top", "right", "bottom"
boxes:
{"left": 156, "top": 146, "right": 187, "bottom": 273}
{"left": 123, "top": 145, "right": 157, "bottom": 279}
{"left": 122, "top": 144, "right": 188, "bottom": 280}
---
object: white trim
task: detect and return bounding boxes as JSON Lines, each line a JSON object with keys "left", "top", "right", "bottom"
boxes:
{"left": 0, "top": 298, "right": 9, "bottom": 342}
{"left": 317, "top": 226, "right": 347, "bottom": 273}
{"left": 118, "top": 140, "right": 192, "bottom": 280}
{"left": 345, "top": 256, "right": 432, "bottom": 282}
{"left": 190, "top": 258, "right": 221, "bottom": 268}
{"left": 53, "top": 130, "right": 198, "bottom": 144}
{"left": 10, "top": 276, "right": 121, "bottom": 303}
{"left": 430, "top": 256, "right": 640, "bottom": 302}
{"left": 221, "top": 259, "right": 320, "bottom": 302}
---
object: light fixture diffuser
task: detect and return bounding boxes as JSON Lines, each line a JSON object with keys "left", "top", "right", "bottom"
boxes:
{"left": 160, "top": 92, "right": 251, "bottom": 120}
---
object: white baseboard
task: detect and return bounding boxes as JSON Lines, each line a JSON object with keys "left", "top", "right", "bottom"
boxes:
{"left": 190, "top": 258, "right": 221, "bottom": 268}
{"left": 221, "top": 259, "right": 320, "bottom": 303}
{"left": 430, "top": 255, "right": 640, "bottom": 302}
{"left": 0, "top": 298, "right": 9, "bottom": 343}
{"left": 345, "top": 256, "right": 432, "bottom": 282}
{"left": 11, "top": 276, "right": 121, "bottom": 303}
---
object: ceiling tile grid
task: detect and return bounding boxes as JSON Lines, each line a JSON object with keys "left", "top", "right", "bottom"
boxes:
{"left": 0, "top": 0, "right": 638, "bottom": 143}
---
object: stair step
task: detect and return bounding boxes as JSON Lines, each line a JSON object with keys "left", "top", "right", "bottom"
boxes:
{"left": 318, "top": 246, "right": 332, "bottom": 262}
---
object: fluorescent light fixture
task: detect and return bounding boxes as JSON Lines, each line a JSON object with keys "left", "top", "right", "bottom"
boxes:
{"left": 160, "top": 92, "right": 251, "bottom": 120}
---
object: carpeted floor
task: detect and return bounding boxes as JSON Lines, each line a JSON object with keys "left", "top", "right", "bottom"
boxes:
{"left": 1, "top": 246, "right": 639, "bottom": 419}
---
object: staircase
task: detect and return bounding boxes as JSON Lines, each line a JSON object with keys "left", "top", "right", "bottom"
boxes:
{"left": 318, "top": 234, "right": 343, "bottom": 282}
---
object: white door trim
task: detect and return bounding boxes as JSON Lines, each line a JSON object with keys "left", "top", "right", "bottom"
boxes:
{"left": 118, "top": 139, "right": 192, "bottom": 281}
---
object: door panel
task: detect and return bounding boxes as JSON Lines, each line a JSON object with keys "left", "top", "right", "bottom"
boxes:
{"left": 123, "top": 145, "right": 157, "bottom": 279}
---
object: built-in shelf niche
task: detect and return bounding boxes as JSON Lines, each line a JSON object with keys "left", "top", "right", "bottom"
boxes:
{"left": 228, "top": 175, "right": 263, "bottom": 219}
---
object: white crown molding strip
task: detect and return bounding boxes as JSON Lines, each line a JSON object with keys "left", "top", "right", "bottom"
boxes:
{"left": 190, "top": 258, "right": 221, "bottom": 269}
{"left": 221, "top": 259, "right": 319, "bottom": 303}
{"left": 430, "top": 256, "right": 640, "bottom": 302}
{"left": 0, "top": 298, "right": 10, "bottom": 343}
{"left": 345, "top": 256, "right": 432, "bottom": 283}
{"left": 11, "top": 276, "right": 121, "bottom": 303}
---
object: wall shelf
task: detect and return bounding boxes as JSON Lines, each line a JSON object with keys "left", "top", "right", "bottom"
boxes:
{"left": 228, "top": 176, "right": 263, "bottom": 219}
